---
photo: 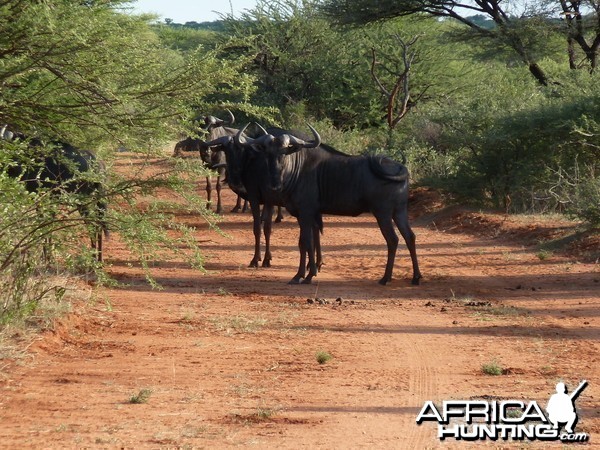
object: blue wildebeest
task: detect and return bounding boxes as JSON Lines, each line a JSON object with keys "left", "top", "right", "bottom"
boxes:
{"left": 203, "top": 124, "right": 321, "bottom": 269}
{"left": 1, "top": 125, "right": 109, "bottom": 262}
{"left": 251, "top": 125, "right": 422, "bottom": 285}
{"left": 173, "top": 111, "right": 244, "bottom": 214}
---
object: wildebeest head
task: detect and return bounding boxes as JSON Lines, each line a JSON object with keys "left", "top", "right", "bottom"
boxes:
{"left": 242, "top": 124, "right": 321, "bottom": 190}
{"left": 202, "top": 134, "right": 247, "bottom": 191}
{"left": 202, "top": 109, "right": 235, "bottom": 131}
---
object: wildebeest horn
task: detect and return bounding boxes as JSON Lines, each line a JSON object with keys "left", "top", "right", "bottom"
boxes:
{"left": 254, "top": 122, "right": 268, "bottom": 136}
{"left": 1, "top": 124, "right": 14, "bottom": 141}
{"left": 225, "top": 109, "right": 235, "bottom": 125}
{"left": 204, "top": 135, "right": 232, "bottom": 147}
{"left": 304, "top": 124, "right": 321, "bottom": 149}
{"left": 235, "top": 123, "right": 253, "bottom": 146}
{"left": 287, "top": 124, "right": 321, "bottom": 149}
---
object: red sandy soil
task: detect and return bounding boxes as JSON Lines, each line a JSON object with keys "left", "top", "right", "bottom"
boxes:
{"left": 1, "top": 153, "right": 598, "bottom": 448}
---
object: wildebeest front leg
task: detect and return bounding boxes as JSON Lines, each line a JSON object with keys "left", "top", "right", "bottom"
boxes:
{"left": 300, "top": 216, "right": 318, "bottom": 284}
{"left": 394, "top": 209, "right": 422, "bottom": 285}
{"left": 375, "top": 213, "right": 399, "bottom": 285}
{"left": 215, "top": 171, "right": 223, "bottom": 214}
{"left": 80, "top": 204, "right": 105, "bottom": 264}
{"left": 205, "top": 176, "right": 212, "bottom": 210}
{"left": 261, "top": 204, "right": 274, "bottom": 267}
{"left": 249, "top": 202, "right": 263, "bottom": 268}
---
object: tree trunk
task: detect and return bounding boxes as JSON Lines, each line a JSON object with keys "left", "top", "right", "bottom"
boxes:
{"left": 528, "top": 62, "right": 549, "bottom": 86}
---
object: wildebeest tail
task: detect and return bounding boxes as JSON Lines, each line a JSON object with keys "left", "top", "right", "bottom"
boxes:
{"left": 316, "top": 214, "right": 323, "bottom": 235}
{"left": 368, "top": 155, "right": 408, "bottom": 182}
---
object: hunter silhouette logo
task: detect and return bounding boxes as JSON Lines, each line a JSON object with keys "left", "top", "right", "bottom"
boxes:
{"left": 416, "top": 380, "right": 589, "bottom": 442}
{"left": 547, "top": 380, "right": 587, "bottom": 434}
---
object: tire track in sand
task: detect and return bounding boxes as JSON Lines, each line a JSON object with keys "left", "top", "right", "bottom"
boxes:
{"left": 400, "top": 330, "right": 441, "bottom": 447}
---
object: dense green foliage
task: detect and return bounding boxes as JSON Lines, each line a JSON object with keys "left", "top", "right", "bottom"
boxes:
{"left": 1, "top": 0, "right": 598, "bottom": 325}
{"left": 0, "top": 0, "right": 245, "bottom": 323}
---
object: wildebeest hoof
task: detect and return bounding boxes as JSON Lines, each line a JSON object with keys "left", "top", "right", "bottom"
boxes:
{"left": 378, "top": 277, "right": 390, "bottom": 286}
{"left": 288, "top": 277, "right": 302, "bottom": 285}
{"left": 301, "top": 278, "right": 313, "bottom": 285}
{"left": 231, "top": 206, "right": 240, "bottom": 213}
{"left": 262, "top": 260, "right": 271, "bottom": 268}
{"left": 248, "top": 260, "right": 259, "bottom": 268}
{"left": 411, "top": 276, "right": 422, "bottom": 285}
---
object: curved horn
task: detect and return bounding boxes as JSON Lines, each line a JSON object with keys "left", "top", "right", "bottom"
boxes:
{"left": 1, "top": 125, "right": 14, "bottom": 141}
{"left": 304, "top": 124, "right": 321, "bottom": 149}
{"left": 204, "top": 135, "right": 232, "bottom": 148}
{"left": 285, "top": 124, "right": 321, "bottom": 150}
{"left": 254, "top": 122, "right": 268, "bottom": 136}
{"left": 225, "top": 109, "right": 235, "bottom": 125}
{"left": 235, "top": 123, "right": 253, "bottom": 146}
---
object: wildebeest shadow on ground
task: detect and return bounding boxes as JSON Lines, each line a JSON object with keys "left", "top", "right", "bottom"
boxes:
{"left": 289, "top": 323, "right": 598, "bottom": 340}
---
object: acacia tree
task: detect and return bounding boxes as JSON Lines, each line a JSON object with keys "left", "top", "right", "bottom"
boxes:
{"left": 0, "top": 0, "right": 249, "bottom": 322}
{"left": 0, "top": 0, "right": 243, "bottom": 147}
{"left": 554, "top": 0, "right": 600, "bottom": 71}
{"left": 320, "top": 0, "right": 600, "bottom": 85}
{"left": 222, "top": 0, "right": 387, "bottom": 127}
{"left": 370, "top": 33, "right": 428, "bottom": 130}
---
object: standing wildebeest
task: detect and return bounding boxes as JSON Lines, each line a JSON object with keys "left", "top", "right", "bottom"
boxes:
{"left": 251, "top": 125, "right": 422, "bottom": 285}
{"left": 173, "top": 111, "right": 247, "bottom": 214}
{"left": 1, "top": 126, "right": 109, "bottom": 262}
{"left": 203, "top": 124, "right": 321, "bottom": 269}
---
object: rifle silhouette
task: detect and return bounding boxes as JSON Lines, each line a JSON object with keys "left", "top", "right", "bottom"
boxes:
{"left": 570, "top": 380, "right": 588, "bottom": 401}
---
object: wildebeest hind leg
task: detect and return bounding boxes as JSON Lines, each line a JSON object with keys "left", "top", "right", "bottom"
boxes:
{"left": 375, "top": 213, "right": 399, "bottom": 285}
{"left": 274, "top": 205, "right": 283, "bottom": 223}
{"left": 314, "top": 223, "right": 323, "bottom": 272}
{"left": 231, "top": 195, "right": 243, "bottom": 213}
{"left": 301, "top": 219, "right": 318, "bottom": 284}
{"left": 291, "top": 218, "right": 315, "bottom": 284}
{"left": 394, "top": 209, "right": 422, "bottom": 285}
{"left": 290, "top": 234, "right": 306, "bottom": 284}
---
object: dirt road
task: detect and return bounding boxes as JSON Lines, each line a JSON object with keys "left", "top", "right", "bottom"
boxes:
{"left": 1, "top": 155, "right": 598, "bottom": 448}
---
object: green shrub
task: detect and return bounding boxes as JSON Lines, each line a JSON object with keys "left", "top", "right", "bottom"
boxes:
{"left": 315, "top": 350, "right": 333, "bottom": 364}
{"left": 568, "top": 176, "right": 600, "bottom": 227}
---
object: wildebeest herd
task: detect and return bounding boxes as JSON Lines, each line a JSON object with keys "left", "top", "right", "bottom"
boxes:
{"left": 2, "top": 112, "right": 421, "bottom": 285}
{"left": 1, "top": 125, "right": 109, "bottom": 263}
{"left": 176, "top": 112, "right": 421, "bottom": 286}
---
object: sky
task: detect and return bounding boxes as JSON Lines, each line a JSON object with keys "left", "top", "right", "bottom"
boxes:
{"left": 129, "top": 0, "right": 258, "bottom": 23}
